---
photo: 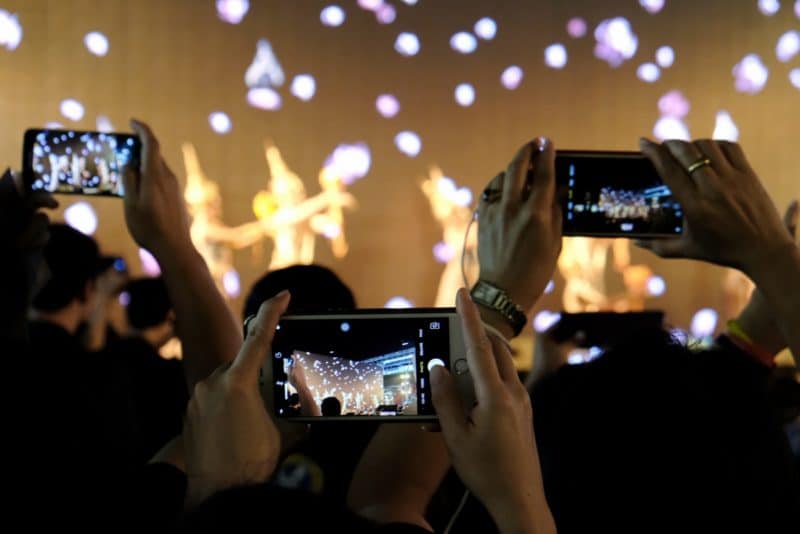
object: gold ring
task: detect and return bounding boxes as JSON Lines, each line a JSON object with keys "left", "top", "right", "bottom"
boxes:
{"left": 686, "top": 158, "right": 711, "bottom": 175}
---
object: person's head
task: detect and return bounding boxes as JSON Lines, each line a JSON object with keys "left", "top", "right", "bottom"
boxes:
{"left": 32, "top": 223, "right": 101, "bottom": 331}
{"left": 243, "top": 264, "right": 356, "bottom": 319}
{"left": 321, "top": 396, "right": 341, "bottom": 417}
{"left": 288, "top": 393, "right": 301, "bottom": 408}
{"left": 124, "top": 277, "right": 175, "bottom": 348}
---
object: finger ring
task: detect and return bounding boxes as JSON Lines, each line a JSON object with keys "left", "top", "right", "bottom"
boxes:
{"left": 686, "top": 158, "right": 711, "bottom": 175}
{"left": 481, "top": 188, "right": 501, "bottom": 203}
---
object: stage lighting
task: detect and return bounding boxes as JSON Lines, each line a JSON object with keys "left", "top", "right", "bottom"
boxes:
{"left": 395, "top": 131, "right": 421, "bottom": 157}
{"left": 320, "top": 5, "right": 346, "bottom": 27}
{"left": 245, "top": 39, "right": 284, "bottom": 88}
{"left": 776, "top": 30, "right": 799, "bottom": 62}
{"left": 222, "top": 269, "right": 241, "bottom": 298}
{"left": 84, "top": 31, "right": 109, "bottom": 57}
{"left": 401, "top": 0, "right": 418, "bottom": 4}
{"left": 375, "top": 4, "right": 396, "bottom": 24}
{"left": 96, "top": 115, "right": 114, "bottom": 132}
{"left": 637, "top": 62, "right": 660, "bottom": 82}
{"left": 385, "top": 296, "right": 414, "bottom": 308}
{"left": 395, "top": 32, "right": 420, "bottom": 56}
{"left": 357, "top": 0, "right": 382, "bottom": 10}
{"left": 454, "top": 83, "right": 475, "bottom": 106}
{"left": 791, "top": 68, "right": 800, "bottom": 89}
{"left": 712, "top": 110, "right": 739, "bottom": 141}
{"left": 544, "top": 280, "right": 555, "bottom": 294}
{"left": 796, "top": 0, "right": 800, "bottom": 17}
{"left": 290, "top": 74, "right": 316, "bottom": 101}
{"left": 653, "top": 116, "right": 690, "bottom": 141}
{"left": 324, "top": 142, "right": 371, "bottom": 184}
{"left": 639, "top": 0, "right": 665, "bottom": 14}
{"left": 594, "top": 17, "right": 638, "bottom": 67}
{"left": 474, "top": 17, "right": 497, "bottom": 40}
{"left": 0, "top": 9, "right": 22, "bottom": 50}
{"left": 646, "top": 275, "right": 666, "bottom": 297}
{"left": 216, "top": 0, "right": 249, "bottom": 24}
{"left": 340, "top": 322, "right": 351, "bottom": 332}
{"left": 139, "top": 248, "right": 162, "bottom": 276}
{"left": 247, "top": 87, "right": 282, "bottom": 110}
{"left": 60, "top": 99, "right": 85, "bottom": 122}
{"left": 567, "top": 18, "right": 587, "bottom": 38}
{"left": 433, "top": 241, "right": 454, "bottom": 263}
{"left": 655, "top": 46, "right": 674, "bottom": 67}
{"left": 119, "top": 291, "right": 131, "bottom": 307}
{"left": 450, "top": 31, "right": 477, "bottom": 54}
{"left": 544, "top": 43, "right": 568, "bottom": 69}
{"left": 733, "top": 53, "right": 769, "bottom": 94}
{"left": 690, "top": 308, "right": 718, "bottom": 338}
{"left": 658, "top": 89, "right": 690, "bottom": 118}
{"left": 209, "top": 112, "right": 232, "bottom": 134}
{"left": 376, "top": 94, "right": 400, "bottom": 117}
{"left": 501, "top": 65, "right": 524, "bottom": 89}
{"left": 758, "top": 0, "right": 780, "bottom": 16}
{"left": 64, "top": 202, "right": 98, "bottom": 236}
{"left": 533, "top": 310, "right": 561, "bottom": 333}
{"left": 44, "top": 121, "right": 64, "bottom": 129}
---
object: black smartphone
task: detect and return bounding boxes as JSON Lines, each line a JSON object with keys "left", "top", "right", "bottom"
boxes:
{"left": 262, "top": 309, "right": 467, "bottom": 422}
{"left": 22, "top": 129, "right": 141, "bottom": 197}
{"left": 556, "top": 150, "right": 683, "bottom": 238}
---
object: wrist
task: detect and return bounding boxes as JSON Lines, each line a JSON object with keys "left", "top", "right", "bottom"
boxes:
{"left": 477, "top": 303, "right": 516, "bottom": 339}
{"left": 486, "top": 490, "right": 549, "bottom": 534}
{"left": 745, "top": 240, "right": 799, "bottom": 283}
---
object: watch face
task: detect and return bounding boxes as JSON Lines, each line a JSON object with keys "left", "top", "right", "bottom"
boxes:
{"left": 473, "top": 281, "right": 499, "bottom": 302}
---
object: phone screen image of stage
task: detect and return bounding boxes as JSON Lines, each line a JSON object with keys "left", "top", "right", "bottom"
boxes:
{"left": 272, "top": 316, "right": 450, "bottom": 418}
{"left": 28, "top": 130, "right": 138, "bottom": 196}
{"left": 558, "top": 154, "right": 683, "bottom": 236}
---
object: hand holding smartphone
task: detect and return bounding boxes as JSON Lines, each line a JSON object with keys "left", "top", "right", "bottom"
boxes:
{"left": 22, "top": 129, "right": 141, "bottom": 197}
{"left": 556, "top": 150, "right": 684, "bottom": 238}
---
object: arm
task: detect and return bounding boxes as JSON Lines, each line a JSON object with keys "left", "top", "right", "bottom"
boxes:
{"left": 288, "top": 362, "right": 321, "bottom": 417}
{"left": 123, "top": 120, "right": 242, "bottom": 388}
{"left": 82, "top": 267, "right": 127, "bottom": 351}
{"left": 637, "top": 139, "right": 800, "bottom": 359}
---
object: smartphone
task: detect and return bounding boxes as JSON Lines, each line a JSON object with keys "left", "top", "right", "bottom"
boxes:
{"left": 556, "top": 150, "right": 683, "bottom": 238}
{"left": 263, "top": 309, "right": 466, "bottom": 422}
{"left": 22, "top": 129, "right": 141, "bottom": 197}
{"left": 549, "top": 311, "right": 665, "bottom": 364}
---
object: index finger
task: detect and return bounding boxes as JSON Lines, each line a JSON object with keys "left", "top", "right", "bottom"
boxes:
{"left": 231, "top": 290, "right": 291, "bottom": 379}
{"left": 130, "top": 118, "right": 160, "bottom": 176}
{"left": 639, "top": 137, "right": 697, "bottom": 205}
{"left": 502, "top": 142, "right": 535, "bottom": 208}
{"left": 456, "top": 288, "right": 502, "bottom": 403}
{"left": 526, "top": 137, "right": 556, "bottom": 211}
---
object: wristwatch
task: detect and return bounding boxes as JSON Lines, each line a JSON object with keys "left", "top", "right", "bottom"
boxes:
{"left": 470, "top": 280, "right": 528, "bottom": 337}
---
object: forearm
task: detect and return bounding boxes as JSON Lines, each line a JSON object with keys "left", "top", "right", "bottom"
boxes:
{"left": 487, "top": 486, "right": 556, "bottom": 534}
{"left": 156, "top": 242, "right": 242, "bottom": 389}
{"left": 297, "top": 386, "right": 321, "bottom": 417}
{"left": 83, "top": 300, "right": 111, "bottom": 351}
{"left": 748, "top": 245, "right": 800, "bottom": 359}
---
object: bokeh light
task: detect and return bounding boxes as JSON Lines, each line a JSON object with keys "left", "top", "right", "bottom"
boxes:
{"left": 474, "top": 17, "right": 497, "bottom": 40}
{"left": 436, "top": 176, "right": 472, "bottom": 207}
{"left": 658, "top": 89, "right": 690, "bottom": 118}
{"left": 655, "top": 45, "right": 675, "bottom": 67}
{"left": 84, "top": 31, "right": 109, "bottom": 56}
{"left": 357, "top": 0, "right": 382, "bottom": 10}
{"left": 544, "top": 43, "right": 568, "bottom": 69}
{"left": 385, "top": 296, "right": 414, "bottom": 308}
{"left": 544, "top": 280, "right": 555, "bottom": 294}
{"left": 533, "top": 310, "right": 561, "bottom": 333}
{"left": 320, "top": 5, "right": 346, "bottom": 27}
{"left": 454, "top": 83, "right": 475, "bottom": 106}
{"left": 209, "top": 111, "right": 232, "bottom": 134}
{"left": 712, "top": 110, "right": 739, "bottom": 141}
{"left": 0, "top": 9, "right": 22, "bottom": 50}
{"left": 790, "top": 68, "right": 800, "bottom": 89}
{"left": 394, "top": 131, "right": 422, "bottom": 157}
{"left": 60, "top": 99, "right": 85, "bottom": 121}
{"left": 501, "top": 65, "right": 524, "bottom": 89}
{"left": 776, "top": 30, "right": 799, "bottom": 62}
{"left": 732, "top": 53, "right": 769, "bottom": 94}
{"left": 139, "top": 248, "right": 161, "bottom": 276}
{"left": 690, "top": 308, "right": 719, "bottom": 338}
{"left": 566, "top": 17, "right": 587, "bottom": 38}
{"left": 64, "top": 202, "right": 98, "bottom": 236}
{"left": 395, "top": 32, "right": 420, "bottom": 56}
{"left": 222, "top": 269, "right": 241, "bottom": 297}
{"left": 245, "top": 39, "right": 284, "bottom": 88}
{"left": 216, "top": 0, "right": 249, "bottom": 24}
{"left": 96, "top": 115, "right": 114, "bottom": 132}
{"left": 433, "top": 241, "right": 454, "bottom": 263}
{"left": 450, "top": 31, "right": 478, "bottom": 54}
{"left": 639, "top": 0, "right": 666, "bottom": 14}
{"left": 637, "top": 62, "right": 661, "bottom": 82}
{"left": 290, "top": 74, "right": 316, "bottom": 101}
{"left": 324, "top": 142, "right": 371, "bottom": 184}
{"left": 247, "top": 87, "right": 282, "bottom": 110}
{"left": 375, "top": 3, "right": 396, "bottom": 24}
{"left": 594, "top": 17, "right": 638, "bottom": 67}
{"left": 646, "top": 275, "right": 666, "bottom": 297}
{"left": 653, "top": 116, "right": 690, "bottom": 141}
{"left": 758, "top": 0, "right": 780, "bottom": 16}
{"left": 375, "top": 94, "right": 400, "bottom": 117}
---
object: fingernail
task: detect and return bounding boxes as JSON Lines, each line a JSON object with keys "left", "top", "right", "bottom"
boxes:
{"left": 276, "top": 289, "right": 290, "bottom": 298}
{"left": 537, "top": 137, "right": 549, "bottom": 152}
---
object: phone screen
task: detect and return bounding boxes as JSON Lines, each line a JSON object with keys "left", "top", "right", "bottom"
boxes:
{"left": 22, "top": 129, "right": 141, "bottom": 197}
{"left": 268, "top": 311, "right": 460, "bottom": 421}
{"left": 556, "top": 151, "right": 683, "bottom": 237}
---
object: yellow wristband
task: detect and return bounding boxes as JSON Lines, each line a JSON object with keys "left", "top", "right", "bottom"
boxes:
{"left": 726, "top": 319, "right": 753, "bottom": 344}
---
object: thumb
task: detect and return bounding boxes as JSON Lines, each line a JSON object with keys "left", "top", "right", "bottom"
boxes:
{"left": 122, "top": 166, "right": 138, "bottom": 200}
{"left": 232, "top": 290, "right": 291, "bottom": 378}
{"left": 430, "top": 364, "right": 467, "bottom": 443}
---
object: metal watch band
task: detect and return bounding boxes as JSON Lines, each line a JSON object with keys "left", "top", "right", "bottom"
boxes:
{"left": 470, "top": 280, "right": 527, "bottom": 336}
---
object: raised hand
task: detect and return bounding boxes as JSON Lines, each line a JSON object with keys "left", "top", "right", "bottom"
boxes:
{"left": 184, "top": 291, "right": 290, "bottom": 508}
{"left": 431, "top": 289, "right": 556, "bottom": 534}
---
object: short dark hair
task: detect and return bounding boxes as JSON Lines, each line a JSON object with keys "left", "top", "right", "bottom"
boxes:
{"left": 321, "top": 396, "right": 341, "bottom": 417}
{"left": 33, "top": 224, "right": 100, "bottom": 311}
{"left": 125, "top": 277, "right": 172, "bottom": 330}
{"left": 242, "top": 264, "right": 356, "bottom": 319}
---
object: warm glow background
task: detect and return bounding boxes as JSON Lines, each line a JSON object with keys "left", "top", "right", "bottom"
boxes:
{"left": 0, "top": 0, "right": 798, "bottom": 334}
